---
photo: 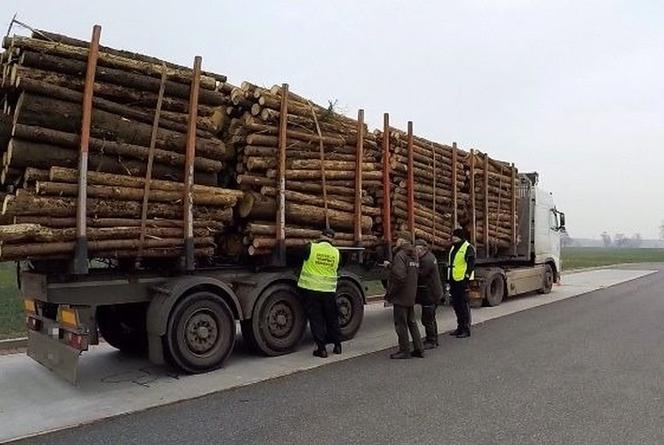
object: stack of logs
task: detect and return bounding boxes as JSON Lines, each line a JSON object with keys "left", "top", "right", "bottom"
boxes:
{"left": 0, "top": 27, "right": 520, "bottom": 263}
{"left": 227, "top": 83, "right": 383, "bottom": 256}
{"left": 467, "top": 151, "right": 516, "bottom": 250}
{"left": 378, "top": 125, "right": 517, "bottom": 254}
{"left": 0, "top": 30, "right": 242, "bottom": 261}
{"left": 378, "top": 127, "right": 469, "bottom": 251}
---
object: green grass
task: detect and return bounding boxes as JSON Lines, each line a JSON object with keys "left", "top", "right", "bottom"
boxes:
{"left": 562, "top": 247, "right": 664, "bottom": 271}
{"left": 0, "top": 262, "right": 22, "bottom": 340}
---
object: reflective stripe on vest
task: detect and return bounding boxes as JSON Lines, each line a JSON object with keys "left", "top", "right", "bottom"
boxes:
{"left": 297, "top": 241, "right": 340, "bottom": 292}
{"left": 448, "top": 241, "right": 475, "bottom": 282}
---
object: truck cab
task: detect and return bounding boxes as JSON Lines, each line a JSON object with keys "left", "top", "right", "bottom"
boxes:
{"left": 472, "top": 172, "right": 566, "bottom": 306}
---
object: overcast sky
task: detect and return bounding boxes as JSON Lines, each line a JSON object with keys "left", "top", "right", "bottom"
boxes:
{"left": 2, "top": 1, "right": 663, "bottom": 239}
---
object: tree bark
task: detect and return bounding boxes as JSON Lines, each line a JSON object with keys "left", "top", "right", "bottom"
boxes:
{"left": 35, "top": 181, "right": 238, "bottom": 206}
{"left": 13, "top": 124, "right": 223, "bottom": 172}
{"left": 6, "top": 138, "right": 217, "bottom": 185}
{"left": 14, "top": 93, "right": 230, "bottom": 161}
{"left": 48, "top": 167, "right": 242, "bottom": 197}
{"left": 3, "top": 193, "right": 233, "bottom": 221}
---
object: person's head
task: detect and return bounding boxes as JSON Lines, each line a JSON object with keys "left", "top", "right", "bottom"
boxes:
{"left": 414, "top": 239, "right": 429, "bottom": 258}
{"left": 395, "top": 231, "right": 413, "bottom": 249}
{"left": 452, "top": 228, "right": 466, "bottom": 244}
{"left": 320, "top": 228, "right": 336, "bottom": 242}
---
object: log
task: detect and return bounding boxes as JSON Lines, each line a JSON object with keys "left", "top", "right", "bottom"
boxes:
{"left": 31, "top": 31, "right": 228, "bottom": 83}
{"left": 0, "top": 223, "right": 214, "bottom": 243}
{"left": 246, "top": 223, "right": 363, "bottom": 241}
{"left": 13, "top": 75, "right": 216, "bottom": 137}
{"left": 3, "top": 194, "right": 233, "bottom": 221}
{"left": 13, "top": 124, "right": 223, "bottom": 172}
{"left": 5, "top": 36, "right": 219, "bottom": 89}
{"left": 14, "top": 93, "right": 230, "bottom": 161}
{"left": 6, "top": 139, "right": 216, "bottom": 185}
{"left": 250, "top": 237, "right": 376, "bottom": 250}
{"left": 14, "top": 58, "right": 221, "bottom": 115}
{"left": 35, "top": 181, "right": 238, "bottom": 206}
{"left": 266, "top": 169, "right": 382, "bottom": 181}
{"left": 0, "top": 236, "right": 215, "bottom": 260}
{"left": 14, "top": 216, "right": 225, "bottom": 230}
{"left": 48, "top": 167, "right": 242, "bottom": 197}
{"left": 260, "top": 186, "right": 381, "bottom": 216}
{"left": 238, "top": 193, "right": 372, "bottom": 232}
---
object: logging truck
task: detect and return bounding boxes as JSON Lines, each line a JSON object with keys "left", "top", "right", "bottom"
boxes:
{"left": 20, "top": 170, "right": 564, "bottom": 384}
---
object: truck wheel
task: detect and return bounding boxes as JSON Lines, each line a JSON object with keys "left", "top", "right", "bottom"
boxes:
{"left": 539, "top": 265, "right": 554, "bottom": 294}
{"left": 484, "top": 274, "right": 505, "bottom": 307}
{"left": 97, "top": 303, "right": 148, "bottom": 354}
{"left": 249, "top": 283, "right": 306, "bottom": 356}
{"left": 337, "top": 281, "right": 364, "bottom": 341}
{"left": 165, "top": 291, "right": 235, "bottom": 373}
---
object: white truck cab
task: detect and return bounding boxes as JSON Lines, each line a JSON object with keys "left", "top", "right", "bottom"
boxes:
{"left": 471, "top": 172, "right": 566, "bottom": 306}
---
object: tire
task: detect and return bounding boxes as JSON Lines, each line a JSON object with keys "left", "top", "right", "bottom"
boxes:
{"left": 539, "top": 264, "right": 554, "bottom": 294}
{"left": 336, "top": 280, "right": 364, "bottom": 341}
{"left": 248, "top": 283, "right": 307, "bottom": 356}
{"left": 97, "top": 303, "right": 148, "bottom": 354}
{"left": 165, "top": 291, "right": 235, "bottom": 374}
{"left": 484, "top": 274, "right": 505, "bottom": 307}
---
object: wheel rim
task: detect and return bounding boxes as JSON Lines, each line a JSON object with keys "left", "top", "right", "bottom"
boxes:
{"left": 490, "top": 279, "right": 501, "bottom": 298}
{"left": 545, "top": 272, "right": 553, "bottom": 289}
{"left": 337, "top": 294, "right": 352, "bottom": 328}
{"left": 265, "top": 300, "right": 294, "bottom": 339}
{"left": 184, "top": 309, "right": 219, "bottom": 355}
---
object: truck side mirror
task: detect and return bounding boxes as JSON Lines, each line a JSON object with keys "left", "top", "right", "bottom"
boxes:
{"left": 559, "top": 212, "right": 566, "bottom": 231}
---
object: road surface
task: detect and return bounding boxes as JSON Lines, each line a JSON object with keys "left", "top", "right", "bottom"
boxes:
{"left": 11, "top": 266, "right": 664, "bottom": 445}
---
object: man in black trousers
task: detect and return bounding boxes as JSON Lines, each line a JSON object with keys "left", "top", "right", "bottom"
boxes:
{"left": 415, "top": 239, "right": 444, "bottom": 349}
{"left": 448, "top": 228, "right": 476, "bottom": 338}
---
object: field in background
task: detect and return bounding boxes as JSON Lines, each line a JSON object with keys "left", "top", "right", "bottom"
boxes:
{"left": 562, "top": 247, "right": 664, "bottom": 270}
{"left": 1, "top": 248, "right": 663, "bottom": 339}
{"left": 0, "top": 262, "right": 21, "bottom": 340}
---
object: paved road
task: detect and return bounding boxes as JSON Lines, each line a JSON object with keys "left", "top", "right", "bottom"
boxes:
{"left": 14, "top": 266, "right": 664, "bottom": 445}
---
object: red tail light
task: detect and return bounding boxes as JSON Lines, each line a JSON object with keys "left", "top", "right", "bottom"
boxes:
{"left": 63, "top": 331, "right": 88, "bottom": 350}
{"left": 26, "top": 316, "right": 42, "bottom": 331}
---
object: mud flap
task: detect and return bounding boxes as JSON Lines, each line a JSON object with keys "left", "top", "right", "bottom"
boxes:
{"left": 27, "top": 330, "right": 81, "bottom": 384}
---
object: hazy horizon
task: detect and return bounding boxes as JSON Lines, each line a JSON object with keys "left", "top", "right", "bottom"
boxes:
{"left": 2, "top": 1, "right": 663, "bottom": 239}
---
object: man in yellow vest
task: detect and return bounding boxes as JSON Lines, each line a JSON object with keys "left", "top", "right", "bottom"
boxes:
{"left": 298, "top": 228, "right": 342, "bottom": 358}
{"left": 448, "top": 228, "right": 476, "bottom": 338}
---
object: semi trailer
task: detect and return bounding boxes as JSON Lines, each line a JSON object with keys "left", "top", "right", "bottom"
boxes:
{"left": 20, "top": 170, "right": 564, "bottom": 383}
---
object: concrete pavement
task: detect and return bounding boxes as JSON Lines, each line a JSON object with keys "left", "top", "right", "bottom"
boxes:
{"left": 0, "top": 267, "right": 656, "bottom": 443}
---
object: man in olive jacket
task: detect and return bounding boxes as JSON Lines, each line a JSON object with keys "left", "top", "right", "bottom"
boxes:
{"left": 415, "top": 239, "right": 444, "bottom": 349}
{"left": 386, "top": 234, "right": 423, "bottom": 359}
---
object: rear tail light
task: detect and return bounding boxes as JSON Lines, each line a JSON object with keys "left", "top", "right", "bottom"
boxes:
{"left": 26, "top": 316, "right": 42, "bottom": 331}
{"left": 63, "top": 331, "right": 88, "bottom": 350}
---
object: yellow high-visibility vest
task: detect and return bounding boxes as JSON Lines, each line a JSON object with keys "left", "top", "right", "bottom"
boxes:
{"left": 298, "top": 241, "right": 340, "bottom": 292}
{"left": 448, "top": 241, "right": 475, "bottom": 282}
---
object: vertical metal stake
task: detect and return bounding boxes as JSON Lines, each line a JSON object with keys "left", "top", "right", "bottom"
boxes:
{"left": 354, "top": 109, "right": 364, "bottom": 244}
{"left": 406, "top": 121, "right": 415, "bottom": 242}
{"left": 469, "top": 149, "right": 477, "bottom": 246}
{"left": 183, "top": 56, "right": 202, "bottom": 271}
{"left": 73, "top": 24, "right": 101, "bottom": 275}
{"left": 275, "top": 83, "right": 289, "bottom": 266}
{"left": 451, "top": 142, "right": 458, "bottom": 229}
{"left": 382, "top": 113, "right": 392, "bottom": 259}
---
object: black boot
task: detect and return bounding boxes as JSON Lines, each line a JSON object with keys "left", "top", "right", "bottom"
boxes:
{"left": 423, "top": 340, "right": 438, "bottom": 350}
{"left": 411, "top": 350, "right": 425, "bottom": 358}
{"left": 390, "top": 351, "right": 411, "bottom": 359}
{"left": 455, "top": 330, "right": 471, "bottom": 338}
{"left": 313, "top": 346, "right": 328, "bottom": 358}
{"left": 449, "top": 329, "right": 461, "bottom": 336}
{"left": 333, "top": 343, "right": 342, "bottom": 355}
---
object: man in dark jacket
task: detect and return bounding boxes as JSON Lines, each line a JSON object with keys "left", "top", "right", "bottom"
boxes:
{"left": 386, "top": 233, "right": 423, "bottom": 359}
{"left": 415, "top": 239, "right": 444, "bottom": 349}
{"left": 448, "top": 228, "right": 476, "bottom": 338}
